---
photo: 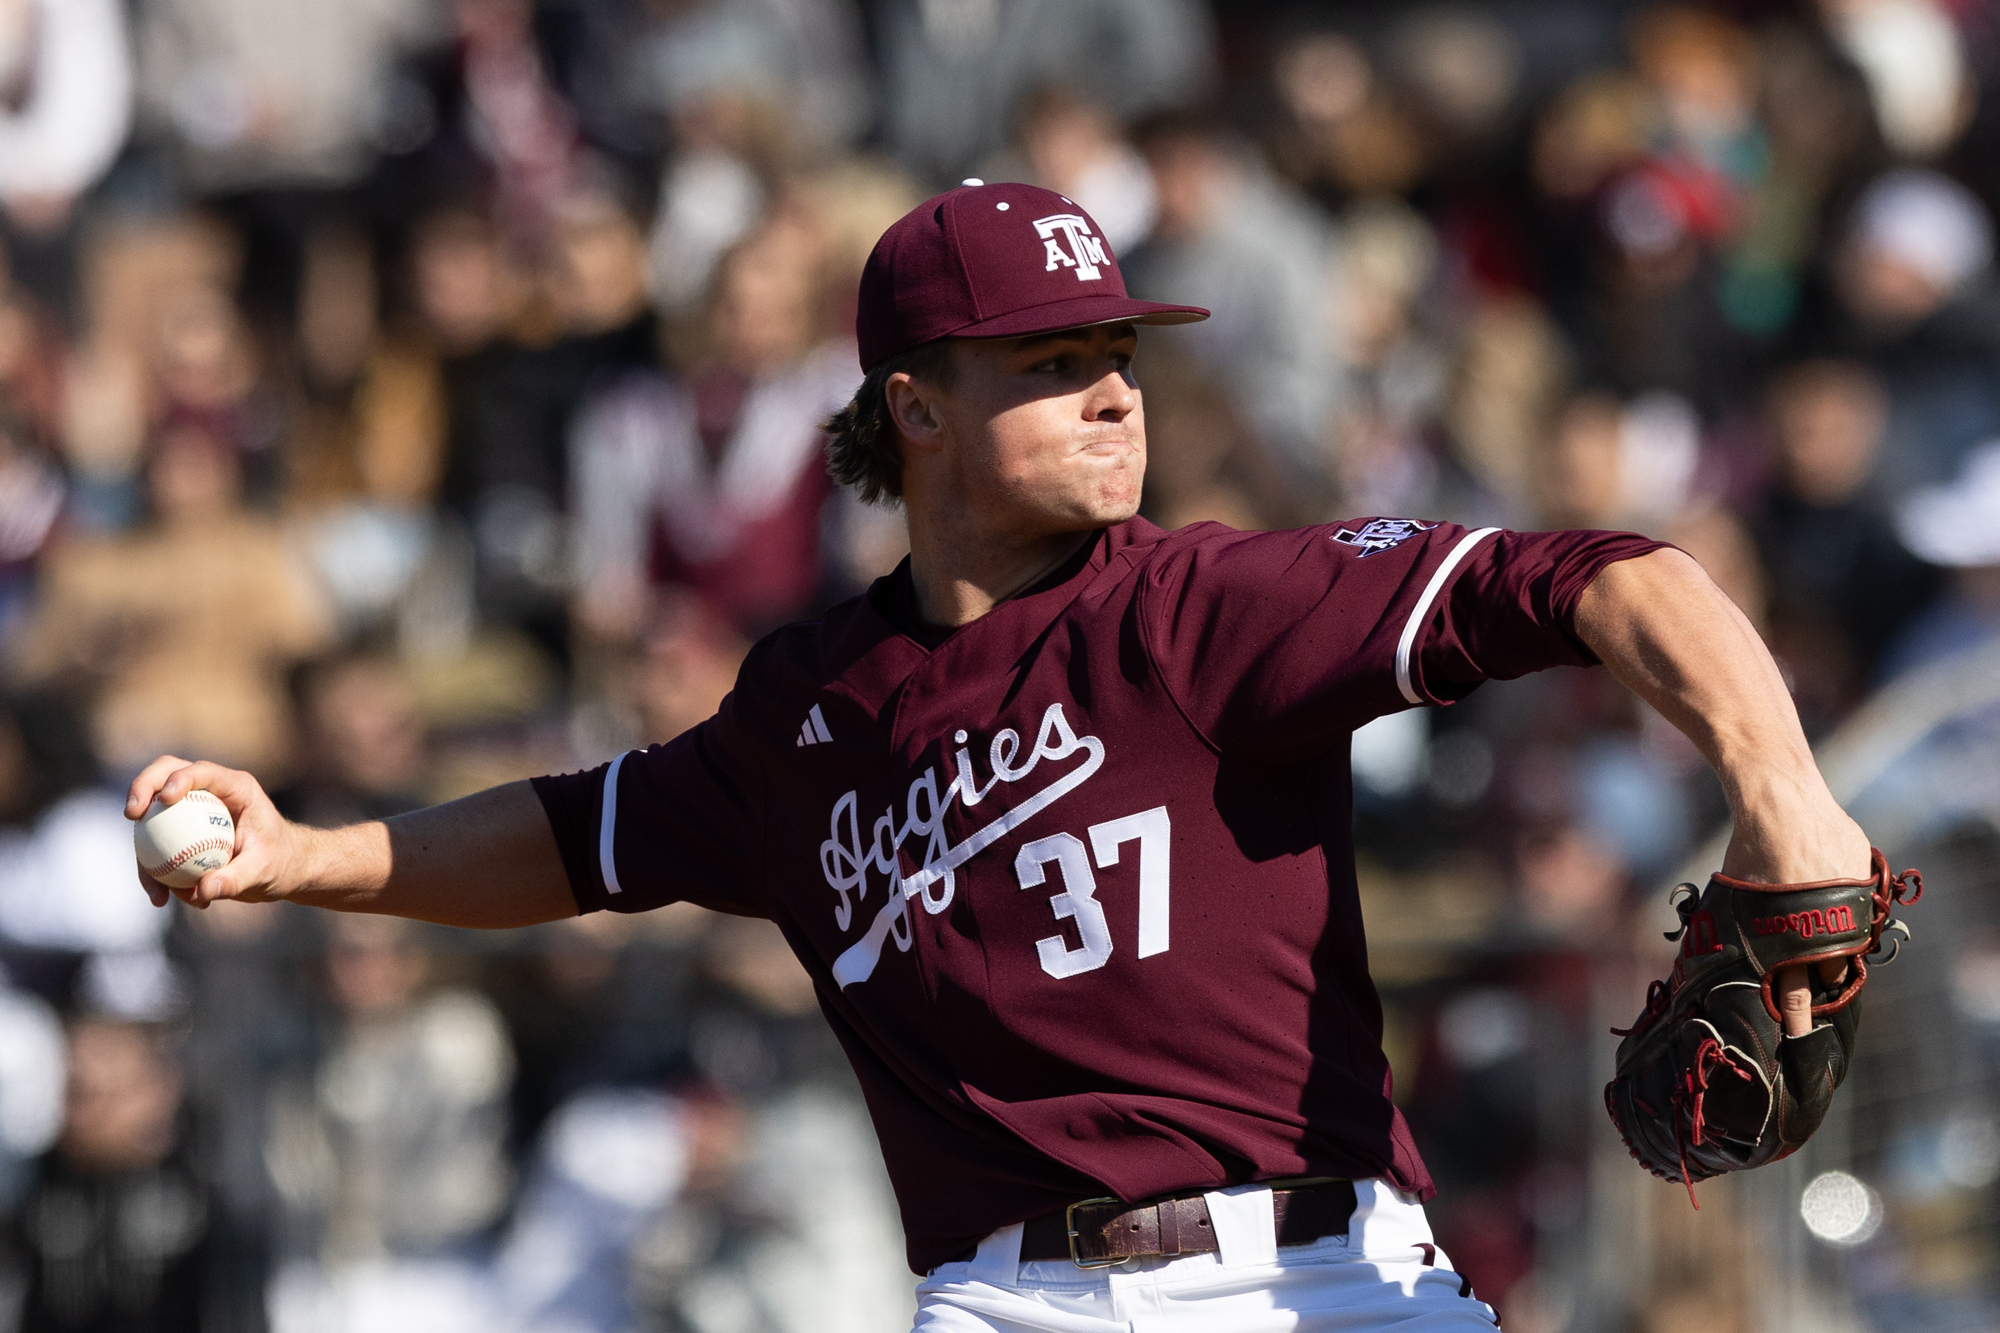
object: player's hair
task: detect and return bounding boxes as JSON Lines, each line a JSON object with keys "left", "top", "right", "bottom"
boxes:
{"left": 823, "top": 338, "right": 956, "bottom": 505}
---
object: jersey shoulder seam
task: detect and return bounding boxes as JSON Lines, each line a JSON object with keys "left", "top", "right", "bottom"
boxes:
{"left": 1130, "top": 535, "right": 1230, "bottom": 762}
{"left": 732, "top": 626, "right": 811, "bottom": 918}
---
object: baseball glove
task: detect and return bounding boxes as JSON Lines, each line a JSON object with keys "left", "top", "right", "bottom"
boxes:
{"left": 1604, "top": 848, "right": 1921, "bottom": 1204}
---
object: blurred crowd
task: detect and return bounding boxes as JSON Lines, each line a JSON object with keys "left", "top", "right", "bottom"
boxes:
{"left": 2, "top": 0, "right": 2000, "bottom": 1330}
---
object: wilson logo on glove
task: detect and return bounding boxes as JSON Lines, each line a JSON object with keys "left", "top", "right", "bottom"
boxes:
{"left": 1751, "top": 906, "right": 1857, "bottom": 938}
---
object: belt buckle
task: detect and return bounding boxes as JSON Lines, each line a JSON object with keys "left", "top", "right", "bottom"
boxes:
{"left": 1065, "top": 1197, "right": 1131, "bottom": 1269}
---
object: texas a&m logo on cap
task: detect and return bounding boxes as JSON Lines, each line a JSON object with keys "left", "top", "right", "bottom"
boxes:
{"left": 853, "top": 181, "right": 1207, "bottom": 371}
{"left": 1034, "top": 214, "right": 1108, "bottom": 281}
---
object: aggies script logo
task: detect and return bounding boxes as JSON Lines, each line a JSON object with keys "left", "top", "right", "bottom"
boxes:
{"left": 1035, "top": 214, "right": 1108, "bottom": 281}
{"left": 820, "top": 704, "right": 1104, "bottom": 987}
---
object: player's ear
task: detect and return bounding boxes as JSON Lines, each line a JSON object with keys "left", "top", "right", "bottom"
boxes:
{"left": 885, "top": 371, "right": 947, "bottom": 456}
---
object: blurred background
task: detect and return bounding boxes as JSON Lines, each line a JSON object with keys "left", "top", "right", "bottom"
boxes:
{"left": 0, "top": 0, "right": 1998, "bottom": 1329}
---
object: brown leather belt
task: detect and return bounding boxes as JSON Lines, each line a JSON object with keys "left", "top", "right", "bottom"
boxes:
{"left": 1017, "top": 1179, "right": 1358, "bottom": 1266}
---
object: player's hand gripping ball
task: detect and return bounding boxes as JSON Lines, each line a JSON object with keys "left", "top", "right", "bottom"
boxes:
{"left": 134, "top": 790, "right": 235, "bottom": 889}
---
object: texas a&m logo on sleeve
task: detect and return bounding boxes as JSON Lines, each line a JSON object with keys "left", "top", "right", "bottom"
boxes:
{"left": 820, "top": 703, "right": 1171, "bottom": 989}
{"left": 1332, "top": 518, "right": 1433, "bottom": 556}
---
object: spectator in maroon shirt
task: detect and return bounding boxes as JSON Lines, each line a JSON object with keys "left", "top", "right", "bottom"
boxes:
{"left": 570, "top": 215, "right": 857, "bottom": 641}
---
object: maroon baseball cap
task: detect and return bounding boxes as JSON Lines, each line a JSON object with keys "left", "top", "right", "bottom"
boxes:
{"left": 855, "top": 180, "right": 1209, "bottom": 371}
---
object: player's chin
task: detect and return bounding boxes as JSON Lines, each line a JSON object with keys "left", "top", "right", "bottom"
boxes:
{"left": 1051, "top": 471, "right": 1141, "bottom": 524}
{"left": 1065, "top": 452, "right": 1144, "bottom": 516}
{"left": 1056, "top": 493, "right": 1141, "bottom": 531}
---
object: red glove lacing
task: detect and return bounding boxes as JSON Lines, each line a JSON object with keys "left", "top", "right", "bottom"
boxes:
{"left": 1667, "top": 1034, "right": 1751, "bottom": 1209}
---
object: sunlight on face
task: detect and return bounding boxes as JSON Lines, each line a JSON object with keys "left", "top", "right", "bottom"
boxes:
{"left": 933, "top": 324, "right": 1146, "bottom": 535}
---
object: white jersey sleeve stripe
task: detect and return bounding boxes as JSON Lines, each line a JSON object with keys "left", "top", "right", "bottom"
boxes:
{"left": 1393, "top": 527, "right": 1501, "bottom": 705}
{"left": 599, "top": 751, "right": 630, "bottom": 895}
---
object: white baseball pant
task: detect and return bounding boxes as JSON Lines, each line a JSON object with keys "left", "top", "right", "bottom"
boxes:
{"left": 913, "top": 1180, "right": 1499, "bottom": 1332}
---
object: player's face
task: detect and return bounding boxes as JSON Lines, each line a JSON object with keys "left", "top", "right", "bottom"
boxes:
{"left": 935, "top": 323, "right": 1145, "bottom": 533}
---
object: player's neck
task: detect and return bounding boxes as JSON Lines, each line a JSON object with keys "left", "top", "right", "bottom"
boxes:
{"left": 904, "top": 522, "right": 1095, "bottom": 627}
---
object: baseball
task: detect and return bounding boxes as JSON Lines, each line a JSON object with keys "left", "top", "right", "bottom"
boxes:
{"left": 135, "top": 790, "right": 236, "bottom": 890}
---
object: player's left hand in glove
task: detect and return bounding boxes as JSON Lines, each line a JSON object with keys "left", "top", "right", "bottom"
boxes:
{"left": 1603, "top": 848, "right": 1922, "bottom": 1202}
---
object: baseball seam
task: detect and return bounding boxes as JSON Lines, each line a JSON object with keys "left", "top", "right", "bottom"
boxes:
{"left": 143, "top": 837, "right": 232, "bottom": 876}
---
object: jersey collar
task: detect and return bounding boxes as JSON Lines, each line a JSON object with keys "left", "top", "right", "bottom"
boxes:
{"left": 815, "top": 518, "right": 1169, "bottom": 724}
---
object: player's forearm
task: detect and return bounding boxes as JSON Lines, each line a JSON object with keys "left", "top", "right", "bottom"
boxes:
{"left": 281, "top": 782, "right": 576, "bottom": 928}
{"left": 1572, "top": 548, "right": 1868, "bottom": 882}
{"left": 1574, "top": 549, "right": 1810, "bottom": 792}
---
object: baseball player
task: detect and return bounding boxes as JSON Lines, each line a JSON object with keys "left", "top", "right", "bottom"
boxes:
{"left": 130, "top": 183, "right": 1870, "bottom": 1330}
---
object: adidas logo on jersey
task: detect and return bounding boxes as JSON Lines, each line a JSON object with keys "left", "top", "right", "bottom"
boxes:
{"left": 796, "top": 704, "right": 834, "bottom": 747}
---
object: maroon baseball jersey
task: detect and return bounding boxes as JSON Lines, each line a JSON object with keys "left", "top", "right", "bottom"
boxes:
{"left": 533, "top": 516, "right": 1666, "bottom": 1271}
